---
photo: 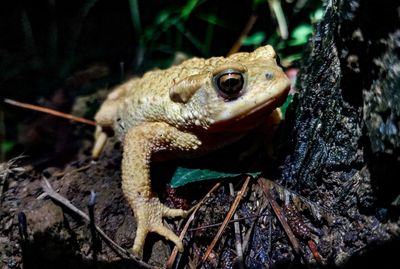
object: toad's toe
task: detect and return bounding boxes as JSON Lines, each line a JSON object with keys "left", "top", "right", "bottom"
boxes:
{"left": 131, "top": 197, "right": 187, "bottom": 257}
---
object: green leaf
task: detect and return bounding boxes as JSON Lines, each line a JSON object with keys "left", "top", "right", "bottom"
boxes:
{"left": 279, "top": 94, "right": 294, "bottom": 119}
{"left": 289, "top": 24, "right": 313, "bottom": 46}
{"left": 175, "top": 22, "right": 207, "bottom": 56}
{"left": 310, "top": 8, "right": 324, "bottom": 23}
{"left": 242, "top": 32, "right": 266, "bottom": 46}
{"left": 196, "top": 13, "right": 230, "bottom": 28}
{"left": 170, "top": 167, "right": 261, "bottom": 188}
{"left": 181, "top": 0, "right": 201, "bottom": 20}
{"left": 155, "top": 10, "right": 171, "bottom": 25}
{"left": 281, "top": 53, "right": 303, "bottom": 65}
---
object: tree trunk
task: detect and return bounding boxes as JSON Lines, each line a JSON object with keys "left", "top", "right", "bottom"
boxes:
{"left": 276, "top": 0, "right": 400, "bottom": 266}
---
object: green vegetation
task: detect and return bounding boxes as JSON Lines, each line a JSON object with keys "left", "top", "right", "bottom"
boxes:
{"left": 171, "top": 167, "right": 261, "bottom": 187}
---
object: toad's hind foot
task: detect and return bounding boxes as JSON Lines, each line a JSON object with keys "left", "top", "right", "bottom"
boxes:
{"left": 131, "top": 197, "right": 188, "bottom": 257}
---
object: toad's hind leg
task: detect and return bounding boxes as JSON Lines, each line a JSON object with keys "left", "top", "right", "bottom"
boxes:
{"left": 121, "top": 122, "right": 201, "bottom": 257}
{"left": 92, "top": 84, "right": 130, "bottom": 159}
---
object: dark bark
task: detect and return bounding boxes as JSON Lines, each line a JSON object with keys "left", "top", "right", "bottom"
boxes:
{"left": 276, "top": 0, "right": 400, "bottom": 266}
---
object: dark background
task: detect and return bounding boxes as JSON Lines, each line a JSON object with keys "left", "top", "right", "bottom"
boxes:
{"left": 0, "top": 0, "right": 321, "bottom": 161}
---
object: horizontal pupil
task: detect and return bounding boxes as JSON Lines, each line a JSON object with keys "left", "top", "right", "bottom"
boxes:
{"left": 222, "top": 78, "right": 239, "bottom": 89}
{"left": 219, "top": 73, "right": 242, "bottom": 94}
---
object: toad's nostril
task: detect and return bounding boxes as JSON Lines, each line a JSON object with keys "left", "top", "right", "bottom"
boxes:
{"left": 265, "top": 71, "right": 274, "bottom": 80}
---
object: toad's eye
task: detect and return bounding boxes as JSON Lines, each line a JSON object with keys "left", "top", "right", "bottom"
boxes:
{"left": 213, "top": 70, "right": 245, "bottom": 99}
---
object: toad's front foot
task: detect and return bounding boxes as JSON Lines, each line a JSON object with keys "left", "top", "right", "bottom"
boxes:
{"left": 131, "top": 196, "right": 188, "bottom": 257}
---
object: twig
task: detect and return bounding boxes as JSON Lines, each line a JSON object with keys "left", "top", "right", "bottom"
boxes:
{"left": 4, "top": 98, "right": 97, "bottom": 126}
{"left": 201, "top": 176, "right": 251, "bottom": 264}
{"left": 166, "top": 182, "right": 221, "bottom": 269}
{"left": 188, "top": 213, "right": 269, "bottom": 232}
{"left": 40, "top": 178, "right": 157, "bottom": 269}
{"left": 17, "top": 211, "right": 29, "bottom": 263}
{"left": 241, "top": 219, "right": 256, "bottom": 257}
{"left": 268, "top": 0, "right": 288, "bottom": 40}
{"left": 87, "top": 190, "right": 100, "bottom": 265}
{"left": 53, "top": 164, "right": 92, "bottom": 178}
{"left": 229, "top": 183, "right": 243, "bottom": 266}
{"left": 242, "top": 200, "right": 269, "bottom": 253}
{"left": 268, "top": 214, "right": 272, "bottom": 255}
{"left": 17, "top": 211, "right": 28, "bottom": 242}
{"left": 260, "top": 177, "right": 335, "bottom": 229}
{"left": 257, "top": 178, "right": 301, "bottom": 254}
{"left": 307, "top": 240, "right": 322, "bottom": 264}
{"left": 227, "top": 14, "right": 258, "bottom": 56}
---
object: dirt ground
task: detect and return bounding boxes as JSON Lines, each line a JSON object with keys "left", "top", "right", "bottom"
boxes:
{"left": 1, "top": 125, "right": 399, "bottom": 269}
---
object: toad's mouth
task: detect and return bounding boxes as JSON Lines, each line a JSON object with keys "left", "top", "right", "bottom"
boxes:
{"left": 207, "top": 86, "right": 289, "bottom": 132}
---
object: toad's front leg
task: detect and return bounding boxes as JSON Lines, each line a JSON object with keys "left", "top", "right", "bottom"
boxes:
{"left": 121, "top": 122, "right": 201, "bottom": 257}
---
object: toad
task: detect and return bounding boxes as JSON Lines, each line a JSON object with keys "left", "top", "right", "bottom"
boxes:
{"left": 92, "top": 45, "right": 290, "bottom": 257}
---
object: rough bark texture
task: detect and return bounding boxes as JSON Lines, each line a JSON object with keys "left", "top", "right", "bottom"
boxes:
{"left": 276, "top": 0, "right": 400, "bottom": 266}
